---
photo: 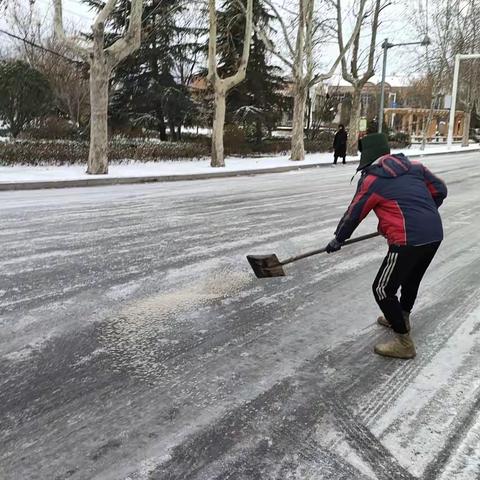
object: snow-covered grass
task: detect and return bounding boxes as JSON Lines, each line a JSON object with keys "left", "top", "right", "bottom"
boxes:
{"left": 0, "top": 143, "right": 478, "bottom": 184}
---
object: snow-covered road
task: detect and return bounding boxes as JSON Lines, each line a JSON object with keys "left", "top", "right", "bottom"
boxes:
{"left": 1, "top": 152, "right": 479, "bottom": 479}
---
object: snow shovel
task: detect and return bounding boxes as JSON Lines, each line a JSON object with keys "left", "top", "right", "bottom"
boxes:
{"left": 247, "top": 232, "right": 380, "bottom": 278}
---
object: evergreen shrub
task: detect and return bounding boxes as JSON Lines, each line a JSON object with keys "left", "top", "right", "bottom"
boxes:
{"left": 22, "top": 117, "right": 80, "bottom": 141}
{"left": 0, "top": 130, "right": 336, "bottom": 165}
{"left": 389, "top": 132, "right": 411, "bottom": 148}
{"left": 0, "top": 140, "right": 209, "bottom": 166}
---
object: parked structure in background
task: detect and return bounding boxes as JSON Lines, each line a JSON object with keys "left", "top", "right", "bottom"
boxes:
{"left": 384, "top": 107, "right": 465, "bottom": 143}
{"left": 321, "top": 75, "right": 412, "bottom": 126}
{"left": 278, "top": 75, "right": 467, "bottom": 144}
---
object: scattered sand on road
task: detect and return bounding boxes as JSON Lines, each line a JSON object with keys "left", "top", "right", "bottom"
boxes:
{"left": 99, "top": 265, "right": 253, "bottom": 382}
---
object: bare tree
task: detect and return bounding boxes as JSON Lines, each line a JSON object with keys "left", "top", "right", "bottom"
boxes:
{"left": 207, "top": 0, "right": 253, "bottom": 167}
{"left": 411, "top": 0, "right": 455, "bottom": 150}
{"left": 173, "top": 4, "right": 206, "bottom": 88}
{"left": 8, "top": 0, "right": 46, "bottom": 65}
{"left": 40, "top": 43, "right": 90, "bottom": 129}
{"left": 337, "top": 0, "right": 383, "bottom": 155}
{"left": 53, "top": 0, "right": 143, "bottom": 174}
{"left": 289, "top": 0, "right": 315, "bottom": 161}
{"left": 458, "top": 0, "right": 480, "bottom": 146}
{"left": 8, "top": 1, "right": 90, "bottom": 130}
{"left": 412, "top": 0, "right": 480, "bottom": 148}
{"left": 254, "top": 0, "right": 367, "bottom": 161}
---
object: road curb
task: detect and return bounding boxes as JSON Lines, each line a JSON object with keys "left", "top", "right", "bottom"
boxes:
{"left": 0, "top": 147, "right": 478, "bottom": 191}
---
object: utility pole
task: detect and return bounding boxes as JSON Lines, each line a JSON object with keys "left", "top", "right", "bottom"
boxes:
{"left": 378, "top": 37, "right": 431, "bottom": 133}
{"left": 378, "top": 40, "right": 390, "bottom": 133}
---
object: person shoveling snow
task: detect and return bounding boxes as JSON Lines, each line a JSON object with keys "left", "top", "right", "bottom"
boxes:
{"left": 325, "top": 133, "right": 448, "bottom": 360}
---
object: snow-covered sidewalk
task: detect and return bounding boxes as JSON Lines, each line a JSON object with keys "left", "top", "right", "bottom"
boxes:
{"left": 0, "top": 143, "right": 478, "bottom": 188}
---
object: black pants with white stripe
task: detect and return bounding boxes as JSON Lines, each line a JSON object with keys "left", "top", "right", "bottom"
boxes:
{"left": 372, "top": 242, "right": 441, "bottom": 334}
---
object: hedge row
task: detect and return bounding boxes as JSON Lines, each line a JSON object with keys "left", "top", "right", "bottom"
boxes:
{"left": 0, "top": 133, "right": 336, "bottom": 166}
{"left": 0, "top": 140, "right": 210, "bottom": 166}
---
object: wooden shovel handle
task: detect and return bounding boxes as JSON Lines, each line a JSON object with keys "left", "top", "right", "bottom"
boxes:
{"left": 280, "top": 232, "right": 380, "bottom": 266}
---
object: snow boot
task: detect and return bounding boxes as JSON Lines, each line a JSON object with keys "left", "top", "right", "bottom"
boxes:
{"left": 377, "top": 311, "right": 411, "bottom": 332}
{"left": 374, "top": 333, "right": 416, "bottom": 359}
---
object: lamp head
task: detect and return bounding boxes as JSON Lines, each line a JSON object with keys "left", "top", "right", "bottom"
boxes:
{"left": 421, "top": 35, "right": 431, "bottom": 47}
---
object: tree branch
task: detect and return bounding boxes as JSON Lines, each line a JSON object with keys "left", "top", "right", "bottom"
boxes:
{"left": 313, "top": 0, "right": 368, "bottom": 85}
{"left": 94, "top": 0, "right": 117, "bottom": 27}
{"left": 233, "top": 0, "right": 294, "bottom": 69}
{"left": 335, "top": 0, "right": 354, "bottom": 84}
{"left": 350, "top": 22, "right": 360, "bottom": 78}
{"left": 305, "top": 0, "right": 315, "bottom": 81}
{"left": 222, "top": 0, "right": 253, "bottom": 89}
{"left": 207, "top": 0, "right": 218, "bottom": 83}
{"left": 262, "top": 0, "right": 296, "bottom": 58}
{"left": 360, "top": 0, "right": 381, "bottom": 84}
{"left": 106, "top": 0, "right": 143, "bottom": 66}
{"left": 293, "top": 0, "right": 306, "bottom": 81}
{"left": 52, "top": 0, "right": 90, "bottom": 61}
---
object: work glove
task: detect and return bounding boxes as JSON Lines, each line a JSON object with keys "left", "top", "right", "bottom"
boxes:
{"left": 326, "top": 237, "right": 342, "bottom": 254}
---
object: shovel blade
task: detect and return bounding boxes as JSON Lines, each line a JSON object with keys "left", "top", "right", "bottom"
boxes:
{"left": 246, "top": 254, "right": 286, "bottom": 278}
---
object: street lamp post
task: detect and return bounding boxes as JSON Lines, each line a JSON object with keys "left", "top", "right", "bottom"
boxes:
{"left": 378, "top": 37, "right": 431, "bottom": 133}
{"left": 447, "top": 53, "right": 480, "bottom": 147}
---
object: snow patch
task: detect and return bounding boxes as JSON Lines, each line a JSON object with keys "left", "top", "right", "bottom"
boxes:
{"left": 0, "top": 144, "right": 477, "bottom": 184}
{"left": 106, "top": 281, "right": 144, "bottom": 301}
{"left": 371, "top": 304, "right": 480, "bottom": 476}
{"left": 124, "top": 454, "right": 171, "bottom": 480}
{"left": 72, "top": 348, "right": 107, "bottom": 367}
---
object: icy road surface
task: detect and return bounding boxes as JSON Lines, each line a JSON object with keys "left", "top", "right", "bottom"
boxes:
{"left": 1, "top": 152, "right": 479, "bottom": 480}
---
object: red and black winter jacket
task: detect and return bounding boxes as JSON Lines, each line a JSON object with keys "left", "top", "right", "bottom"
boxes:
{"left": 335, "top": 154, "right": 448, "bottom": 246}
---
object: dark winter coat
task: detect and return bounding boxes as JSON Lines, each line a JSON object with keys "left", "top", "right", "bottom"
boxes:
{"left": 335, "top": 154, "right": 448, "bottom": 246}
{"left": 333, "top": 130, "right": 348, "bottom": 157}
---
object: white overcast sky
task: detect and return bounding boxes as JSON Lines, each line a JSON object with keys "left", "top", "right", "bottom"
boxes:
{"left": 0, "top": 0, "right": 429, "bottom": 79}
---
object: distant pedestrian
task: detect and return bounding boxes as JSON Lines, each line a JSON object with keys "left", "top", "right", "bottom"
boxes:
{"left": 325, "top": 133, "right": 448, "bottom": 359}
{"left": 333, "top": 124, "right": 347, "bottom": 165}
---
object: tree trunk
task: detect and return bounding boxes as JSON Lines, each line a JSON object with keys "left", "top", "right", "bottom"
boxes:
{"left": 177, "top": 125, "right": 182, "bottom": 140}
{"left": 54, "top": 0, "right": 143, "bottom": 175}
{"left": 420, "top": 97, "right": 436, "bottom": 151}
{"left": 67, "top": 100, "right": 79, "bottom": 130}
{"left": 87, "top": 56, "right": 110, "bottom": 175}
{"left": 211, "top": 87, "right": 226, "bottom": 167}
{"left": 462, "top": 106, "right": 471, "bottom": 147}
{"left": 347, "top": 87, "right": 361, "bottom": 156}
{"left": 169, "top": 118, "right": 177, "bottom": 141}
{"left": 291, "top": 85, "right": 307, "bottom": 161}
{"left": 255, "top": 120, "right": 262, "bottom": 144}
{"left": 158, "top": 114, "right": 167, "bottom": 141}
